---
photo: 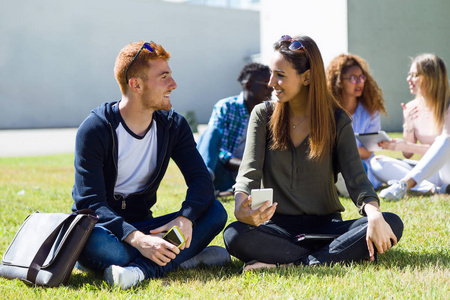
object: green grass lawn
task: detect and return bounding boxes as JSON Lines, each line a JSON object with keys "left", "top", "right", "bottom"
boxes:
{"left": 0, "top": 135, "right": 449, "bottom": 299}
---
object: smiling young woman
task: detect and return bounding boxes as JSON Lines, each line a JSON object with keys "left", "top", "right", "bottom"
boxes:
{"left": 223, "top": 35, "right": 403, "bottom": 272}
{"left": 326, "top": 54, "right": 387, "bottom": 192}
{"left": 372, "top": 54, "right": 450, "bottom": 201}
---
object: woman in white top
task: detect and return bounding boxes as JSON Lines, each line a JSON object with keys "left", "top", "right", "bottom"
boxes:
{"left": 372, "top": 53, "right": 450, "bottom": 201}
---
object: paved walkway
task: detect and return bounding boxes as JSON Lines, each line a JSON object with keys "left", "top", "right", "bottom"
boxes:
{"left": 0, "top": 125, "right": 208, "bottom": 157}
{"left": 0, "top": 128, "right": 78, "bottom": 157}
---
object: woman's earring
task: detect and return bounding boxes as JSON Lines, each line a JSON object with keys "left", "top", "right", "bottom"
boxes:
{"left": 303, "top": 71, "right": 311, "bottom": 86}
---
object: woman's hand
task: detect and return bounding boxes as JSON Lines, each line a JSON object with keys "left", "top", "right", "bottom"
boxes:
{"left": 364, "top": 202, "right": 398, "bottom": 261}
{"left": 378, "top": 138, "right": 407, "bottom": 151}
{"left": 357, "top": 146, "right": 373, "bottom": 160}
{"left": 402, "top": 102, "right": 418, "bottom": 132}
{"left": 234, "top": 192, "right": 277, "bottom": 226}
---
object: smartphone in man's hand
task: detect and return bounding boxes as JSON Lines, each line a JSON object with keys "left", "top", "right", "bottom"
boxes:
{"left": 162, "top": 225, "right": 186, "bottom": 248}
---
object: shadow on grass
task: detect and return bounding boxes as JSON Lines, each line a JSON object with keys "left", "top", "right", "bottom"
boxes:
{"left": 61, "top": 245, "right": 450, "bottom": 290}
{"left": 62, "top": 247, "right": 448, "bottom": 290}
{"left": 380, "top": 248, "right": 450, "bottom": 269}
{"left": 65, "top": 262, "right": 244, "bottom": 290}
{"left": 66, "top": 271, "right": 106, "bottom": 290}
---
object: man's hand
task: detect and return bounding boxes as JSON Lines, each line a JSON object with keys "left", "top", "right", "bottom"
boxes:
{"left": 150, "top": 216, "right": 193, "bottom": 250}
{"left": 124, "top": 230, "right": 180, "bottom": 266}
{"left": 234, "top": 192, "right": 277, "bottom": 226}
{"left": 364, "top": 202, "right": 398, "bottom": 261}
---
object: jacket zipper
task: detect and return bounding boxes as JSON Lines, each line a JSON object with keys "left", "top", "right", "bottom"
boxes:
{"left": 108, "top": 123, "right": 123, "bottom": 208}
{"left": 110, "top": 112, "right": 174, "bottom": 209}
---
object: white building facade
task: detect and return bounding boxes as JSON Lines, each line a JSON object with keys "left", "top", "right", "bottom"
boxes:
{"left": 260, "top": 0, "right": 450, "bottom": 131}
{"left": 1, "top": 0, "right": 448, "bottom": 130}
{"left": 0, "top": 0, "right": 260, "bottom": 128}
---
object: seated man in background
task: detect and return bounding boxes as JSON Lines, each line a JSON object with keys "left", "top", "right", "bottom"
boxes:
{"left": 72, "top": 41, "right": 229, "bottom": 289}
{"left": 197, "top": 63, "right": 272, "bottom": 195}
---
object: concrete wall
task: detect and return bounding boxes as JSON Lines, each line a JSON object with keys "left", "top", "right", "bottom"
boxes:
{"left": 348, "top": 0, "right": 450, "bottom": 131}
{"left": 260, "top": 0, "right": 348, "bottom": 71}
{"left": 0, "top": 0, "right": 260, "bottom": 128}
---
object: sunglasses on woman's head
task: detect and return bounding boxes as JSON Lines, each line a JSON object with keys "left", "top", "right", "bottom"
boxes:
{"left": 279, "top": 35, "right": 305, "bottom": 51}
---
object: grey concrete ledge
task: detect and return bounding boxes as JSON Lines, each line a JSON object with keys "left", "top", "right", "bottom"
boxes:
{"left": 0, "top": 125, "right": 208, "bottom": 157}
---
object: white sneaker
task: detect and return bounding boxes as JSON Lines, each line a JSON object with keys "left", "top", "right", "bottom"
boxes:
{"left": 180, "top": 246, "right": 231, "bottom": 269}
{"left": 104, "top": 265, "right": 144, "bottom": 289}
{"left": 379, "top": 180, "right": 408, "bottom": 201}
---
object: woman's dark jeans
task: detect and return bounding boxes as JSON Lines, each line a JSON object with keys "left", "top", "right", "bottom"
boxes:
{"left": 223, "top": 212, "right": 403, "bottom": 265}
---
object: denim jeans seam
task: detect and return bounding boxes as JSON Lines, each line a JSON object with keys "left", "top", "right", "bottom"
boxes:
{"left": 311, "top": 223, "right": 369, "bottom": 264}
{"left": 237, "top": 224, "right": 311, "bottom": 263}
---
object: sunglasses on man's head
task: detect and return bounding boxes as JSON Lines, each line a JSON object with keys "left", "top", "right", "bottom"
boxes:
{"left": 279, "top": 35, "right": 305, "bottom": 51}
{"left": 125, "top": 42, "right": 154, "bottom": 84}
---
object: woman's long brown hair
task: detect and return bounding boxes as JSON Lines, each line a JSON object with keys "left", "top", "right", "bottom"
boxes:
{"left": 269, "top": 35, "right": 342, "bottom": 161}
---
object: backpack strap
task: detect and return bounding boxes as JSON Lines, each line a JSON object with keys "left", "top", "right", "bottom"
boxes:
{"left": 26, "top": 209, "right": 95, "bottom": 284}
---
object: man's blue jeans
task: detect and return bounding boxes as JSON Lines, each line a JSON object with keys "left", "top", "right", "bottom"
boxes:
{"left": 223, "top": 212, "right": 403, "bottom": 265}
{"left": 197, "top": 126, "right": 236, "bottom": 191}
{"left": 78, "top": 200, "right": 227, "bottom": 279}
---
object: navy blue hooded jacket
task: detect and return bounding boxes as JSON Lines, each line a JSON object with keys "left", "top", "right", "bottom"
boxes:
{"left": 72, "top": 102, "right": 215, "bottom": 241}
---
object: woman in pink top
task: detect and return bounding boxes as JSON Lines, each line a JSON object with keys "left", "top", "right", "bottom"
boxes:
{"left": 371, "top": 53, "right": 450, "bottom": 201}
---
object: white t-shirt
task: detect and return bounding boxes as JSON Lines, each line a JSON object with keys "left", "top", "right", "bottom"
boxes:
{"left": 114, "top": 120, "right": 157, "bottom": 198}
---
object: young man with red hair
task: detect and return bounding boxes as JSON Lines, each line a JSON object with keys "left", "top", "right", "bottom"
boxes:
{"left": 72, "top": 41, "right": 229, "bottom": 289}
